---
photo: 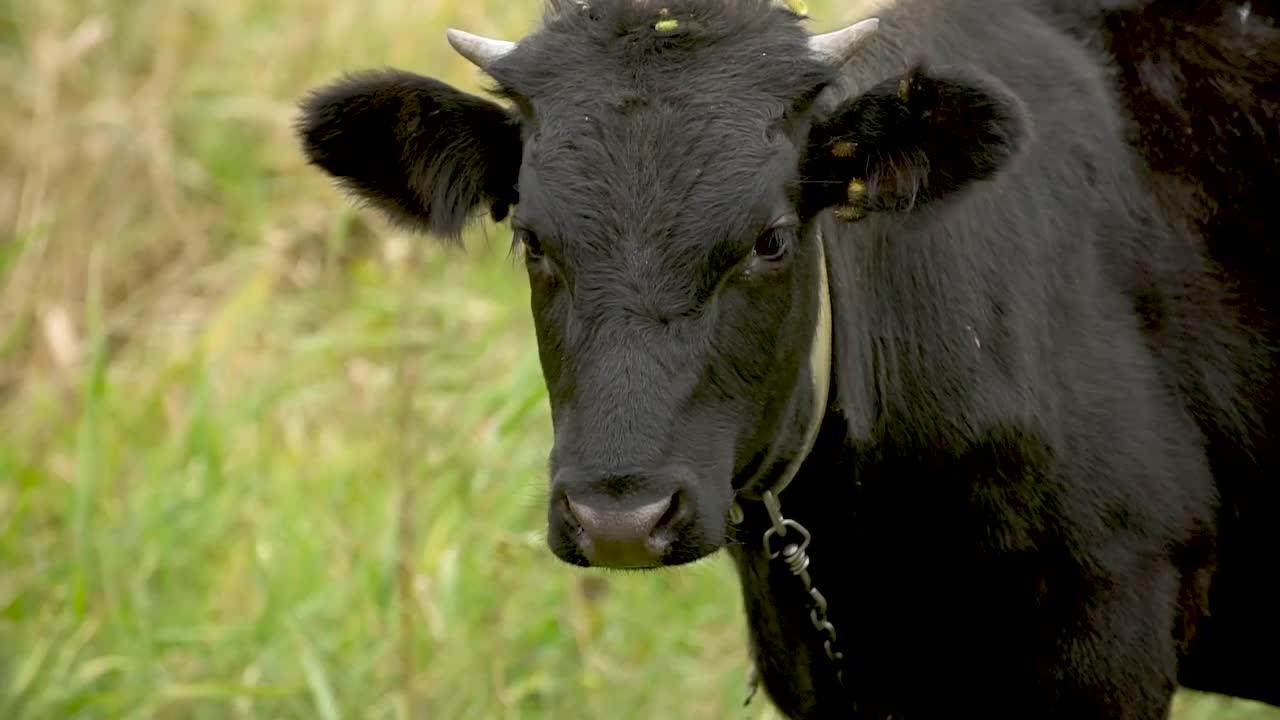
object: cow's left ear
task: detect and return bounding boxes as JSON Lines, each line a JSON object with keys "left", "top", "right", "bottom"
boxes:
{"left": 798, "top": 62, "right": 1031, "bottom": 221}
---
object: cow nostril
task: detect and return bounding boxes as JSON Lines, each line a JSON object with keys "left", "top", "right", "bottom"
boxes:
{"left": 560, "top": 492, "right": 583, "bottom": 531}
{"left": 650, "top": 489, "right": 685, "bottom": 538}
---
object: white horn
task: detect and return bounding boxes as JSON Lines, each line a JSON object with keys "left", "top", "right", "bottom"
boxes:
{"left": 446, "top": 28, "right": 516, "bottom": 69}
{"left": 808, "top": 18, "right": 880, "bottom": 66}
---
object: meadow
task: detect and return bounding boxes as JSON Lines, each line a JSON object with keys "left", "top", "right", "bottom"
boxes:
{"left": 2, "top": 0, "right": 1278, "bottom": 718}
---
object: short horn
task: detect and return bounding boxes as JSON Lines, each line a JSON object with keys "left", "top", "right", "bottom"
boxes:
{"left": 446, "top": 28, "right": 516, "bottom": 69}
{"left": 808, "top": 18, "right": 880, "bottom": 66}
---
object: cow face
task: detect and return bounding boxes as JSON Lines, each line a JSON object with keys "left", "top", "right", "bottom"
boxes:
{"left": 296, "top": 0, "right": 1029, "bottom": 569}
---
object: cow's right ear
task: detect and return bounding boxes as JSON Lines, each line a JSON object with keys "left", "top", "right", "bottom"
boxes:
{"left": 296, "top": 69, "right": 523, "bottom": 243}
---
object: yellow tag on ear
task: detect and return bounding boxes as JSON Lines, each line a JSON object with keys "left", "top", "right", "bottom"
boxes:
{"left": 783, "top": 0, "right": 809, "bottom": 16}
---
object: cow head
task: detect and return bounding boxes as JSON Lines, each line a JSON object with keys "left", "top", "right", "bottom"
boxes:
{"left": 296, "top": 0, "right": 1029, "bottom": 569}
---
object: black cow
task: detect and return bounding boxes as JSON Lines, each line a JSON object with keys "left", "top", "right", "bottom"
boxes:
{"left": 295, "top": 0, "right": 1280, "bottom": 717}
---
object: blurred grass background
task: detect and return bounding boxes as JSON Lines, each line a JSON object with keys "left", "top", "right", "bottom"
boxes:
{"left": 0, "top": 0, "right": 1277, "bottom": 718}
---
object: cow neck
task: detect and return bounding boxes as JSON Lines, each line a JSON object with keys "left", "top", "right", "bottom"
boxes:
{"left": 730, "top": 226, "right": 833, "bottom": 520}
{"left": 729, "top": 226, "right": 845, "bottom": 705}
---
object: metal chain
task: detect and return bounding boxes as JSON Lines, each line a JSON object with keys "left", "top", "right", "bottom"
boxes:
{"left": 743, "top": 489, "right": 846, "bottom": 707}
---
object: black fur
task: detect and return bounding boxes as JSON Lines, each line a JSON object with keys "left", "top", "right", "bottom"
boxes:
{"left": 800, "top": 62, "right": 1032, "bottom": 218}
{"left": 295, "top": 0, "right": 1280, "bottom": 717}
{"left": 296, "top": 69, "right": 522, "bottom": 241}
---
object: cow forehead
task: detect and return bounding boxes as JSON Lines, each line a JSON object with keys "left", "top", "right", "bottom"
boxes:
{"left": 490, "top": 1, "right": 831, "bottom": 252}
{"left": 516, "top": 63, "right": 802, "bottom": 190}
{"left": 527, "top": 97, "right": 785, "bottom": 165}
{"left": 518, "top": 105, "right": 794, "bottom": 238}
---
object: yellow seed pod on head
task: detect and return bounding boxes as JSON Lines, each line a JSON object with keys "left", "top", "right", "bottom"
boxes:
{"left": 655, "top": 8, "right": 679, "bottom": 31}
{"left": 783, "top": 0, "right": 809, "bottom": 17}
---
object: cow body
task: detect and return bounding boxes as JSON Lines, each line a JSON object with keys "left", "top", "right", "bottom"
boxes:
{"left": 735, "top": 2, "right": 1280, "bottom": 717}
{"left": 295, "top": 0, "right": 1280, "bottom": 717}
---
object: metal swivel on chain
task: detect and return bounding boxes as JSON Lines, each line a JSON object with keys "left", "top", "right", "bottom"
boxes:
{"left": 759, "top": 490, "right": 848, "bottom": 689}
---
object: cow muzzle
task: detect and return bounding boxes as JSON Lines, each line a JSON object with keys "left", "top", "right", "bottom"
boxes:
{"left": 547, "top": 466, "right": 703, "bottom": 569}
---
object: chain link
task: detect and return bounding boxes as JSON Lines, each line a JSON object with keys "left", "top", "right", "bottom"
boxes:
{"left": 744, "top": 491, "right": 846, "bottom": 706}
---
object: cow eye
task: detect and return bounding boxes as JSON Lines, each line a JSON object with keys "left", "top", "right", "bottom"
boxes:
{"left": 515, "top": 228, "right": 545, "bottom": 261}
{"left": 752, "top": 227, "right": 791, "bottom": 263}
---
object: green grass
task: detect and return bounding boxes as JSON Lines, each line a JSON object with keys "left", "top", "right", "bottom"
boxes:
{"left": 0, "top": 0, "right": 1277, "bottom": 718}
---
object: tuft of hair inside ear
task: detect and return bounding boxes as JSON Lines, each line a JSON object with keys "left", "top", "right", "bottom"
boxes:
{"left": 799, "top": 61, "right": 1031, "bottom": 221}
